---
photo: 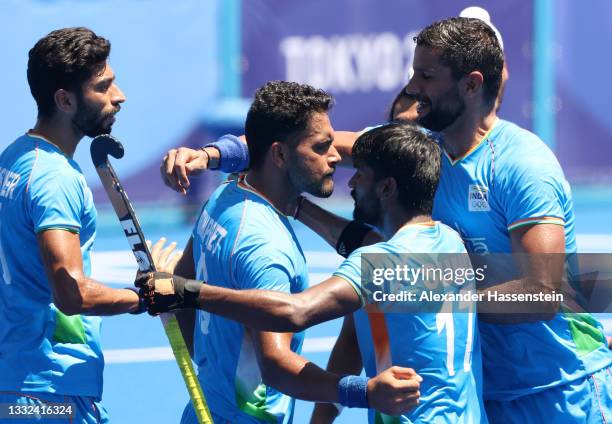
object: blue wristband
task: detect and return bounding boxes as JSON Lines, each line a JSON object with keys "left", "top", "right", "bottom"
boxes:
{"left": 205, "top": 134, "right": 249, "bottom": 173}
{"left": 337, "top": 375, "right": 369, "bottom": 408}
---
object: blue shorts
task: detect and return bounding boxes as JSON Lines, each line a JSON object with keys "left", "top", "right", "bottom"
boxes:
{"left": 0, "top": 391, "right": 108, "bottom": 423}
{"left": 485, "top": 365, "right": 612, "bottom": 424}
{"left": 180, "top": 401, "right": 266, "bottom": 424}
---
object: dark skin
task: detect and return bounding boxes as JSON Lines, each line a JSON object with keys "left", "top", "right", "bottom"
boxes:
{"left": 310, "top": 315, "right": 362, "bottom": 423}
{"left": 39, "top": 230, "right": 139, "bottom": 315}
{"left": 31, "top": 61, "right": 138, "bottom": 316}
{"left": 155, "top": 153, "right": 422, "bottom": 414}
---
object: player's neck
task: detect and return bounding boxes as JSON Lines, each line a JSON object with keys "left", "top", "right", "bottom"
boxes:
{"left": 30, "top": 117, "right": 82, "bottom": 158}
{"left": 243, "top": 169, "right": 298, "bottom": 217}
{"left": 381, "top": 205, "right": 433, "bottom": 239}
{"left": 441, "top": 108, "right": 498, "bottom": 160}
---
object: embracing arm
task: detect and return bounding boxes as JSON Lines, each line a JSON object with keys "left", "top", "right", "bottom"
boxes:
{"left": 297, "top": 198, "right": 383, "bottom": 252}
{"left": 143, "top": 274, "right": 363, "bottom": 333}
{"left": 39, "top": 229, "right": 140, "bottom": 316}
{"left": 254, "top": 330, "right": 420, "bottom": 415}
{"left": 478, "top": 223, "right": 565, "bottom": 323}
{"left": 311, "top": 314, "right": 363, "bottom": 423}
{"left": 332, "top": 131, "right": 359, "bottom": 167}
{"left": 160, "top": 131, "right": 361, "bottom": 194}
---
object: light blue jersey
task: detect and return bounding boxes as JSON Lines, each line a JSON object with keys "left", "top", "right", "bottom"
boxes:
{"left": 333, "top": 222, "right": 485, "bottom": 424}
{"left": 432, "top": 119, "right": 611, "bottom": 400}
{"left": 0, "top": 134, "right": 102, "bottom": 397}
{"left": 190, "top": 176, "right": 308, "bottom": 423}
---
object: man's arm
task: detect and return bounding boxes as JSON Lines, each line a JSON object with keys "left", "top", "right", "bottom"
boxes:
{"left": 160, "top": 132, "right": 360, "bottom": 194}
{"left": 311, "top": 315, "right": 363, "bottom": 424}
{"left": 253, "top": 330, "right": 420, "bottom": 416}
{"left": 160, "top": 134, "right": 247, "bottom": 194}
{"left": 38, "top": 229, "right": 140, "bottom": 315}
{"left": 297, "top": 198, "right": 383, "bottom": 251}
{"left": 478, "top": 223, "right": 565, "bottom": 323}
{"left": 332, "top": 131, "right": 359, "bottom": 166}
{"left": 143, "top": 273, "right": 363, "bottom": 333}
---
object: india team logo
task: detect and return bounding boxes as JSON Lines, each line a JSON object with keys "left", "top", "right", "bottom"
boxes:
{"left": 468, "top": 185, "right": 490, "bottom": 212}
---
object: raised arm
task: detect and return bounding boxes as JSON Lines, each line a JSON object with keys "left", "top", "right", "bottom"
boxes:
{"left": 160, "top": 134, "right": 247, "bottom": 194}
{"left": 39, "top": 229, "right": 141, "bottom": 316}
{"left": 160, "top": 131, "right": 361, "bottom": 194}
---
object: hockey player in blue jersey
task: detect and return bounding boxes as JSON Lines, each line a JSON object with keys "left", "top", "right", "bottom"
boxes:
{"left": 0, "top": 28, "right": 143, "bottom": 423}
{"left": 158, "top": 16, "right": 611, "bottom": 423}
{"left": 149, "top": 82, "right": 422, "bottom": 423}
{"left": 141, "top": 122, "right": 486, "bottom": 423}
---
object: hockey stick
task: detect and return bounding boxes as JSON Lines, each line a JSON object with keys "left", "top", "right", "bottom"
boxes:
{"left": 91, "top": 134, "right": 212, "bottom": 424}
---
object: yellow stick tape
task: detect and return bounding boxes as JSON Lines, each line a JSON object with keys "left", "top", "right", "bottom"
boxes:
{"left": 161, "top": 313, "right": 213, "bottom": 424}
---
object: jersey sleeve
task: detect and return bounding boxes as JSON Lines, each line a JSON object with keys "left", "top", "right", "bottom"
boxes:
{"left": 29, "top": 170, "right": 84, "bottom": 233}
{"left": 500, "top": 152, "right": 567, "bottom": 232}
{"left": 333, "top": 247, "right": 370, "bottom": 307}
{"left": 232, "top": 236, "right": 295, "bottom": 292}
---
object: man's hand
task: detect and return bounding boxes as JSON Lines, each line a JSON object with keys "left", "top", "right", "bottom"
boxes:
{"left": 367, "top": 366, "right": 421, "bottom": 416}
{"left": 147, "top": 238, "right": 182, "bottom": 273}
{"left": 135, "top": 272, "right": 202, "bottom": 315}
{"left": 160, "top": 147, "right": 211, "bottom": 194}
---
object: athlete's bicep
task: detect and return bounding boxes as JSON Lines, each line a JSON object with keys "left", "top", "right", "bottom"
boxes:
{"left": 37, "top": 229, "right": 86, "bottom": 309}
{"left": 293, "top": 276, "right": 363, "bottom": 329}
{"left": 510, "top": 223, "right": 565, "bottom": 292}
{"left": 510, "top": 223, "right": 565, "bottom": 254}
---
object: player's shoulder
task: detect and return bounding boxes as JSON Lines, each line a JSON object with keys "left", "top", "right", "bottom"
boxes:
{"left": 495, "top": 120, "right": 556, "bottom": 159}
{"left": 494, "top": 119, "right": 564, "bottom": 176}
{"left": 347, "top": 239, "right": 396, "bottom": 261}
{"left": 210, "top": 180, "right": 295, "bottom": 250}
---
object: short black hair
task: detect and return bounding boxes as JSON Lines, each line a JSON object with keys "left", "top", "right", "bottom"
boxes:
{"left": 245, "top": 81, "right": 333, "bottom": 169}
{"left": 352, "top": 122, "right": 440, "bottom": 215}
{"left": 27, "top": 27, "right": 111, "bottom": 117}
{"left": 415, "top": 17, "right": 503, "bottom": 109}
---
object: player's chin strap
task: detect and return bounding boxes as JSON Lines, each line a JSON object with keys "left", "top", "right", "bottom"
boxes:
{"left": 90, "top": 134, "right": 213, "bottom": 424}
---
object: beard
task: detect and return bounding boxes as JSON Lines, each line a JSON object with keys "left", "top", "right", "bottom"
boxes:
{"left": 352, "top": 190, "right": 382, "bottom": 226}
{"left": 289, "top": 169, "right": 335, "bottom": 198}
{"left": 287, "top": 154, "right": 335, "bottom": 198}
{"left": 416, "top": 86, "right": 466, "bottom": 132}
{"left": 73, "top": 98, "right": 118, "bottom": 138}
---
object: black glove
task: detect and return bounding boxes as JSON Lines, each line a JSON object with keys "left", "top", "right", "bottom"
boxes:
{"left": 135, "top": 271, "right": 203, "bottom": 315}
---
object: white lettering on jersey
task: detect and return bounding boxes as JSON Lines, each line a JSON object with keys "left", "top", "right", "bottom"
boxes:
{"left": 468, "top": 185, "right": 490, "bottom": 212}
{"left": 197, "top": 209, "right": 228, "bottom": 255}
{"left": 0, "top": 167, "right": 21, "bottom": 200}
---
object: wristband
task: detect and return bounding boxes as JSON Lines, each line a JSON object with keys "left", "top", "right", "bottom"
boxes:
{"left": 124, "top": 287, "right": 146, "bottom": 314}
{"left": 336, "top": 221, "right": 374, "bottom": 258}
{"left": 182, "top": 278, "right": 204, "bottom": 309}
{"left": 204, "top": 134, "right": 249, "bottom": 173}
{"left": 337, "top": 375, "right": 369, "bottom": 408}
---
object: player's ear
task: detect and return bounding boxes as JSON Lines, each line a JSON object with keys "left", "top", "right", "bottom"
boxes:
{"left": 54, "top": 89, "right": 78, "bottom": 114}
{"left": 270, "top": 141, "right": 288, "bottom": 169}
{"left": 463, "top": 71, "right": 484, "bottom": 99}
{"left": 377, "top": 176, "right": 397, "bottom": 201}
